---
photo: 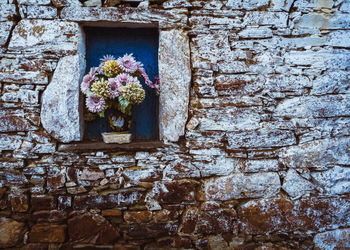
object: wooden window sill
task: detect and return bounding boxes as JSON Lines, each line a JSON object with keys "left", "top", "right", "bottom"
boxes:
{"left": 58, "top": 140, "right": 164, "bottom": 152}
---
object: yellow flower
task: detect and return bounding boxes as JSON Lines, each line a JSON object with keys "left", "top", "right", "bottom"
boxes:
{"left": 102, "top": 60, "right": 121, "bottom": 78}
{"left": 120, "top": 82, "right": 145, "bottom": 104}
{"left": 91, "top": 79, "right": 110, "bottom": 98}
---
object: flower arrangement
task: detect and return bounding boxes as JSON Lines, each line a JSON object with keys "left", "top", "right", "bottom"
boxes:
{"left": 81, "top": 54, "right": 159, "bottom": 120}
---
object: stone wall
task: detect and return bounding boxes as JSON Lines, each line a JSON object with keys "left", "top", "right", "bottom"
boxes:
{"left": 0, "top": 0, "right": 350, "bottom": 249}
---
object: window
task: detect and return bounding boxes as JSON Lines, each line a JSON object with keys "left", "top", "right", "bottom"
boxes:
{"left": 84, "top": 27, "right": 159, "bottom": 141}
{"left": 40, "top": 7, "right": 192, "bottom": 151}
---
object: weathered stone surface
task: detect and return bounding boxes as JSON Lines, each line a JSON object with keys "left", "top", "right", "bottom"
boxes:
{"left": 242, "top": 159, "right": 279, "bottom": 173}
{"left": 9, "top": 20, "right": 83, "bottom": 54}
{"left": 278, "top": 137, "right": 350, "bottom": 170}
{"left": 0, "top": 21, "right": 13, "bottom": 46}
{"left": 52, "top": 0, "right": 82, "bottom": 7}
{"left": 163, "top": 159, "right": 200, "bottom": 180}
{"left": 0, "top": 71, "right": 48, "bottom": 84}
{"left": 282, "top": 169, "right": 315, "bottom": 198}
{"left": 146, "top": 180, "right": 198, "bottom": 205}
{"left": 204, "top": 172, "right": 280, "bottom": 200}
{"left": 17, "top": 0, "right": 51, "bottom": 4}
{"left": 83, "top": 0, "right": 102, "bottom": 7}
{"left": 73, "top": 191, "right": 143, "bottom": 210}
{"left": 32, "top": 210, "right": 67, "bottom": 223}
{"left": 68, "top": 213, "right": 119, "bottom": 243}
{"left": 0, "top": 110, "right": 37, "bottom": 132}
{"left": 79, "top": 168, "right": 104, "bottom": 181}
{"left": 275, "top": 95, "right": 350, "bottom": 118}
{"left": 193, "top": 157, "right": 238, "bottom": 177}
{"left": 227, "top": 0, "right": 269, "bottom": 10}
{"left": 314, "top": 229, "right": 350, "bottom": 249}
{"left": 124, "top": 211, "right": 152, "bottom": 224}
{"left": 159, "top": 29, "right": 191, "bottom": 142}
{"left": 181, "top": 204, "right": 238, "bottom": 235}
{"left": 41, "top": 55, "right": 85, "bottom": 143}
{"left": 31, "top": 195, "right": 56, "bottom": 211}
{"left": 227, "top": 129, "right": 296, "bottom": 149}
{"left": 60, "top": 7, "right": 187, "bottom": 27}
{"left": 10, "top": 195, "right": 29, "bottom": 212}
{"left": 29, "top": 224, "right": 66, "bottom": 243}
{"left": 124, "top": 222, "right": 178, "bottom": 240}
{"left": 19, "top": 5, "right": 57, "bottom": 19}
{"left": 311, "top": 166, "right": 350, "bottom": 195}
{"left": 0, "top": 217, "right": 25, "bottom": 248}
{"left": 0, "top": 134, "right": 22, "bottom": 152}
{"left": 0, "top": 4, "right": 17, "bottom": 21}
{"left": 311, "top": 70, "right": 350, "bottom": 95}
{"left": 239, "top": 198, "right": 350, "bottom": 234}
{"left": 294, "top": 13, "right": 350, "bottom": 29}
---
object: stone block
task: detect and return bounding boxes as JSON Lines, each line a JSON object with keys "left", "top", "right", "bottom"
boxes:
{"left": 68, "top": 213, "right": 119, "bottom": 243}
{"left": 311, "top": 166, "right": 350, "bottom": 195}
{"left": 29, "top": 224, "right": 66, "bottom": 243}
{"left": 32, "top": 210, "right": 67, "bottom": 223}
{"left": 275, "top": 95, "right": 350, "bottom": 119}
{"left": 314, "top": 229, "right": 350, "bottom": 249}
{"left": 124, "top": 222, "right": 178, "bottom": 240}
{"left": 278, "top": 137, "right": 350, "bottom": 170}
{"left": 0, "top": 217, "right": 25, "bottom": 248}
{"left": 0, "top": 134, "right": 22, "bottom": 152}
{"left": 163, "top": 159, "right": 201, "bottom": 180}
{"left": 242, "top": 159, "right": 279, "bottom": 173}
{"left": 41, "top": 55, "right": 85, "bottom": 143}
{"left": 0, "top": 110, "right": 37, "bottom": 132}
{"left": 311, "top": 70, "right": 350, "bottom": 95}
{"left": 282, "top": 169, "right": 316, "bottom": 198}
{"left": 0, "top": 4, "right": 16, "bottom": 21}
{"left": 159, "top": 29, "right": 191, "bottom": 142}
{"left": 10, "top": 195, "right": 29, "bottom": 212}
{"left": 9, "top": 20, "right": 83, "bottom": 54}
{"left": 52, "top": 0, "right": 82, "bottom": 7}
{"left": 19, "top": 5, "right": 57, "bottom": 19}
{"left": 17, "top": 0, "right": 51, "bottom": 4}
{"left": 243, "top": 11, "right": 288, "bottom": 27}
{"left": 73, "top": 191, "right": 143, "bottom": 210}
{"left": 227, "top": 0, "right": 269, "bottom": 10}
{"left": 31, "top": 195, "right": 56, "bottom": 211}
{"left": 79, "top": 169, "right": 105, "bottom": 181}
{"left": 204, "top": 172, "right": 280, "bottom": 200}
{"left": 239, "top": 197, "right": 350, "bottom": 234}
{"left": 0, "top": 71, "right": 48, "bottom": 84}
{"left": 60, "top": 7, "right": 187, "bottom": 27}
{"left": 124, "top": 211, "right": 152, "bottom": 224}
{"left": 0, "top": 21, "right": 13, "bottom": 46}
{"left": 295, "top": 13, "right": 350, "bottom": 29}
{"left": 227, "top": 129, "right": 296, "bottom": 149}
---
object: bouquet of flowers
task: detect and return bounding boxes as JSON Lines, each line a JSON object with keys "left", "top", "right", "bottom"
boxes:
{"left": 80, "top": 54, "right": 159, "bottom": 131}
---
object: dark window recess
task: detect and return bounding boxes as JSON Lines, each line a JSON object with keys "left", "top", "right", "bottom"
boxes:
{"left": 84, "top": 27, "right": 159, "bottom": 141}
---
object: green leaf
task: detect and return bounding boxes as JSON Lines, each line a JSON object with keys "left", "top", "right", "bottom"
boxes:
{"left": 118, "top": 96, "right": 130, "bottom": 114}
{"left": 97, "top": 111, "right": 105, "bottom": 118}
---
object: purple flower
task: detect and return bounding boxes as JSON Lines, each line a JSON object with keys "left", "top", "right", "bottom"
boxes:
{"left": 117, "top": 54, "right": 138, "bottom": 73}
{"left": 108, "top": 78, "right": 120, "bottom": 99}
{"left": 86, "top": 94, "right": 106, "bottom": 113}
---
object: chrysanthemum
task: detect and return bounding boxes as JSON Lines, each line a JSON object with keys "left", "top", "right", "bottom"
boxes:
{"left": 91, "top": 79, "right": 110, "bottom": 98}
{"left": 80, "top": 69, "right": 96, "bottom": 94}
{"left": 108, "top": 78, "right": 120, "bottom": 99}
{"left": 86, "top": 94, "right": 106, "bottom": 113}
{"left": 117, "top": 54, "right": 138, "bottom": 73}
{"left": 115, "top": 73, "right": 133, "bottom": 87}
{"left": 102, "top": 60, "right": 121, "bottom": 78}
{"left": 100, "top": 54, "right": 116, "bottom": 63}
{"left": 119, "top": 81, "right": 145, "bottom": 104}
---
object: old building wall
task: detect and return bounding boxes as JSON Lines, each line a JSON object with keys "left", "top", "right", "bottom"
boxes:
{"left": 0, "top": 0, "right": 349, "bottom": 249}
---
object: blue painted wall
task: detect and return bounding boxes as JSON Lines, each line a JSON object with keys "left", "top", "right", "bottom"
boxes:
{"left": 84, "top": 27, "right": 159, "bottom": 141}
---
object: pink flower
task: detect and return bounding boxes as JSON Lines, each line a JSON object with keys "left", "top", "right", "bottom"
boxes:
{"left": 80, "top": 69, "right": 96, "bottom": 94}
{"left": 100, "top": 54, "right": 115, "bottom": 63}
{"left": 108, "top": 78, "right": 120, "bottom": 99}
{"left": 86, "top": 94, "right": 106, "bottom": 113}
{"left": 117, "top": 54, "right": 138, "bottom": 73}
{"left": 115, "top": 73, "right": 132, "bottom": 86}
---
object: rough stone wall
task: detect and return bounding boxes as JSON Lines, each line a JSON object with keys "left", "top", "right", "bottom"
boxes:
{"left": 0, "top": 0, "right": 350, "bottom": 249}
